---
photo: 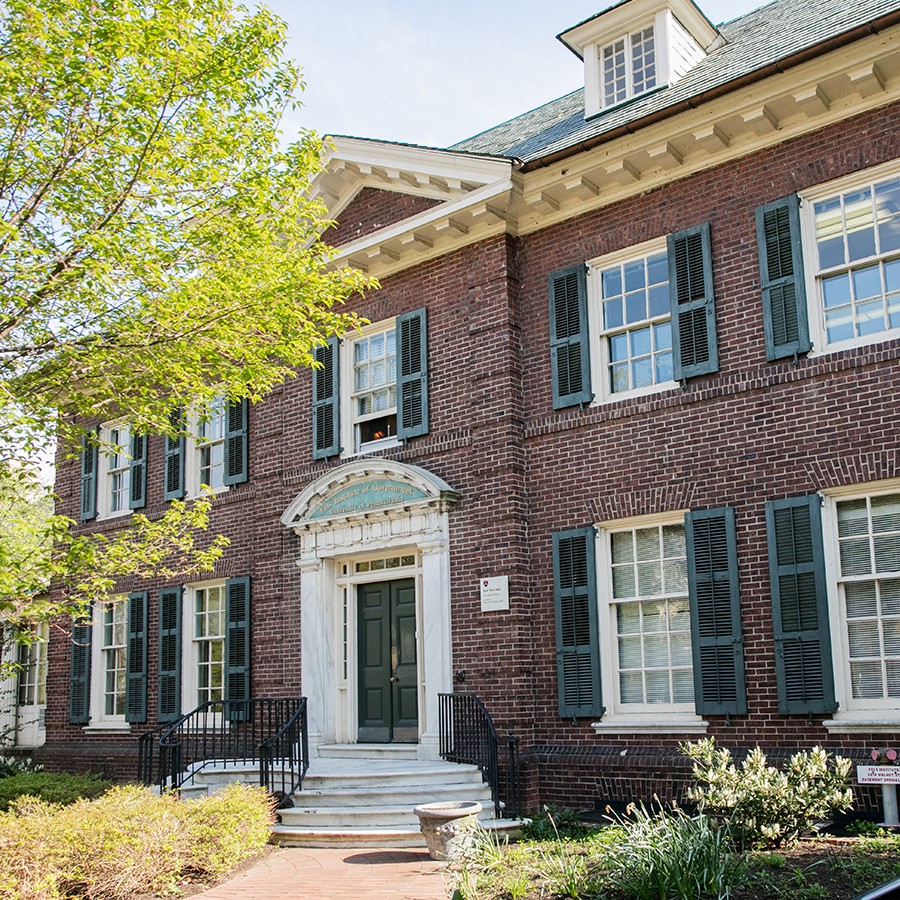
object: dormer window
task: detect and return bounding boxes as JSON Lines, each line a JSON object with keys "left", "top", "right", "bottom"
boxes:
{"left": 558, "top": 0, "right": 721, "bottom": 120}
{"left": 601, "top": 25, "right": 657, "bottom": 107}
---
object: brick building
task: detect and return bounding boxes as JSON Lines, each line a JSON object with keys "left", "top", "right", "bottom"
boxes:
{"left": 12, "top": 0, "right": 900, "bottom": 813}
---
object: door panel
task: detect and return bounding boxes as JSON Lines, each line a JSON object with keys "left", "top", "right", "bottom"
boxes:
{"left": 357, "top": 579, "right": 418, "bottom": 742}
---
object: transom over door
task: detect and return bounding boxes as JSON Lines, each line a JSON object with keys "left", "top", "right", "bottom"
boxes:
{"left": 357, "top": 578, "right": 418, "bottom": 742}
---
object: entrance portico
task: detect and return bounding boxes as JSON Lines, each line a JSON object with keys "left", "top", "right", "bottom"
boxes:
{"left": 281, "top": 460, "right": 459, "bottom": 759}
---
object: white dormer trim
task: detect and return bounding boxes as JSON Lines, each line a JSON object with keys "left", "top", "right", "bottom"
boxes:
{"left": 558, "top": 0, "right": 721, "bottom": 119}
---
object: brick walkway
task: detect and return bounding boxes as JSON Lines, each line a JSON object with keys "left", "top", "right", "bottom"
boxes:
{"left": 197, "top": 847, "right": 451, "bottom": 899}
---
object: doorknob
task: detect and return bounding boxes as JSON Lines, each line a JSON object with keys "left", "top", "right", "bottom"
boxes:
{"left": 390, "top": 676, "right": 398, "bottom": 683}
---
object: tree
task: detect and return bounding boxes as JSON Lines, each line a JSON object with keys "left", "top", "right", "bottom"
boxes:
{"left": 0, "top": 0, "right": 374, "bottom": 634}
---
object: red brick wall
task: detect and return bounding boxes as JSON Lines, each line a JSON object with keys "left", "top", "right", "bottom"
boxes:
{"left": 42, "top": 101, "right": 900, "bottom": 811}
{"left": 325, "top": 187, "right": 441, "bottom": 247}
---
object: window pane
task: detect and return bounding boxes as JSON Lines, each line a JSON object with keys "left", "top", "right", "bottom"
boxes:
{"left": 876, "top": 178, "right": 900, "bottom": 252}
{"left": 872, "top": 495, "right": 900, "bottom": 534}
{"left": 845, "top": 581, "right": 878, "bottom": 618}
{"left": 844, "top": 188, "right": 876, "bottom": 261}
{"left": 838, "top": 499, "right": 869, "bottom": 537}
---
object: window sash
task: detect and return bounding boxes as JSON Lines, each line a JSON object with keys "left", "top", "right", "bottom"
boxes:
{"left": 601, "top": 25, "right": 656, "bottom": 108}
{"left": 104, "top": 425, "right": 131, "bottom": 514}
{"left": 194, "top": 586, "right": 225, "bottom": 706}
{"left": 101, "top": 604, "right": 127, "bottom": 717}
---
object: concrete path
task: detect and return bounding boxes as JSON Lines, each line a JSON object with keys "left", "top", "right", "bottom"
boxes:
{"left": 197, "top": 846, "right": 451, "bottom": 899}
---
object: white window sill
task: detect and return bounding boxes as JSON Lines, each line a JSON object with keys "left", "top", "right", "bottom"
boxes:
{"left": 823, "top": 716, "right": 900, "bottom": 734}
{"left": 344, "top": 438, "right": 403, "bottom": 459}
{"left": 97, "top": 509, "right": 132, "bottom": 522}
{"left": 82, "top": 722, "right": 131, "bottom": 734}
{"left": 592, "top": 715, "right": 708, "bottom": 735}
{"left": 596, "top": 380, "right": 679, "bottom": 406}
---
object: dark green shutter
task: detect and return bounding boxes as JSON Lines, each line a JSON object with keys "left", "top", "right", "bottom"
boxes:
{"left": 312, "top": 337, "right": 340, "bottom": 459}
{"left": 157, "top": 586, "right": 182, "bottom": 723}
{"left": 756, "top": 195, "right": 811, "bottom": 360}
{"left": 125, "top": 591, "right": 148, "bottom": 723}
{"left": 553, "top": 527, "right": 603, "bottom": 717}
{"left": 224, "top": 398, "right": 248, "bottom": 486}
{"left": 164, "top": 410, "right": 185, "bottom": 501}
{"left": 225, "top": 576, "right": 251, "bottom": 720}
{"left": 668, "top": 222, "right": 718, "bottom": 379}
{"left": 686, "top": 507, "right": 747, "bottom": 715}
{"left": 128, "top": 433, "right": 147, "bottom": 509}
{"left": 69, "top": 612, "right": 92, "bottom": 724}
{"left": 397, "top": 308, "right": 429, "bottom": 439}
{"left": 80, "top": 430, "right": 98, "bottom": 522}
{"left": 765, "top": 495, "right": 836, "bottom": 715}
{"left": 548, "top": 265, "right": 593, "bottom": 409}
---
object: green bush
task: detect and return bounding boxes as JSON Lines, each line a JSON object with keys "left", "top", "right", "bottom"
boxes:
{"left": 0, "top": 772, "right": 111, "bottom": 811}
{"left": 682, "top": 738, "right": 854, "bottom": 849}
{"left": 518, "top": 805, "right": 592, "bottom": 841}
{"left": 606, "top": 803, "right": 744, "bottom": 900}
{"left": 0, "top": 782, "right": 275, "bottom": 900}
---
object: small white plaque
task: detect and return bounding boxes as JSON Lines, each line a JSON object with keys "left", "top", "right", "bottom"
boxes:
{"left": 857, "top": 765, "right": 900, "bottom": 785}
{"left": 480, "top": 576, "right": 510, "bottom": 612}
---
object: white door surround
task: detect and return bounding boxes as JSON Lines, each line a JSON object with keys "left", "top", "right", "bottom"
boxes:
{"left": 281, "top": 460, "right": 459, "bottom": 759}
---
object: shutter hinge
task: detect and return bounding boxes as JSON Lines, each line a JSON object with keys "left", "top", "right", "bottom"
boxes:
{"left": 792, "top": 349, "right": 800, "bottom": 367}
{"left": 724, "top": 713, "right": 732, "bottom": 727}
{"left": 680, "top": 378, "right": 689, "bottom": 391}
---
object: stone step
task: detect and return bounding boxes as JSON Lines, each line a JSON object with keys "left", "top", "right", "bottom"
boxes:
{"left": 316, "top": 743, "right": 419, "bottom": 760}
{"left": 278, "top": 802, "right": 494, "bottom": 829}
{"left": 271, "top": 818, "right": 522, "bottom": 850}
{"left": 297, "top": 779, "right": 493, "bottom": 809}
{"left": 302, "top": 762, "right": 485, "bottom": 792}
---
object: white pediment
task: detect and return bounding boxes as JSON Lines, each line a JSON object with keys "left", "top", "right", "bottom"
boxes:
{"left": 281, "top": 459, "right": 459, "bottom": 530}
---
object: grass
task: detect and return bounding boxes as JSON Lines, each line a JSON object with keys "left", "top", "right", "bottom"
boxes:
{"left": 449, "top": 818, "right": 900, "bottom": 900}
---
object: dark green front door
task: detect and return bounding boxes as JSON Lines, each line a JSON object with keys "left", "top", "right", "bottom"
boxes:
{"left": 357, "top": 579, "right": 418, "bottom": 742}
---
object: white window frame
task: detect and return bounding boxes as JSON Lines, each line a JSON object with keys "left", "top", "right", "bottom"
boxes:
{"left": 340, "top": 319, "right": 402, "bottom": 457}
{"left": 185, "top": 397, "right": 230, "bottom": 499}
{"left": 86, "top": 599, "right": 130, "bottom": 731}
{"left": 802, "top": 159, "right": 900, "bottom": 356}
{"left": 182, "top": 580, "right": 227, "bottom": 713}
{"left": 97, "top": 421, "right": 132, "bottom": 520}
{"left": 599, "top": 23, "right": 657, "bottom": 109}
{"left": 822, "top": 478, "right": 900, "bottom": 732}
{"left": 594, "top": 510, "right": 706, "bottom": 733}
{"left": 588, "top": 237, "right": 678, "bottom": 404}
{"left": 14, "top": 622, "right": 47, "bottom": 747}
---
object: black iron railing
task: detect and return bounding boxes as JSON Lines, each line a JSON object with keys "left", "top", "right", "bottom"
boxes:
{"left": 260, "top": 698, "right": 309, "bottom": 804}
{"left": 438, "top": 692, "right": 520, "bottom": 818}
{"left": 138, "top": 697, "right": 307, "bottom": 807}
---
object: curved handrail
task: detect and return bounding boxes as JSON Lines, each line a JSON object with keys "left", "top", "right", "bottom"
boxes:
{"left": 259, "top": 697, "right": 309, "bottom": 806}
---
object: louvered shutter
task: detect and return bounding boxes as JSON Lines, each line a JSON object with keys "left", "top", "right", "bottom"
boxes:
{"left": 125, "top": 592, "right": 148, "bottom": 723}
{"left": 224, "top": 576, "right": 251, "bottom": 721}
{"left": 164, "top": 410, "right": 185, "bottom": 501}
{"left": 128, "top": 433, "right": 147, "bottom": 509}
{"left": 548, "top": 265, "right": 592, "bottom": 409}
{"left": 157, "top": 586, "right": 182, "bottom": 723}
{"left": 224, "top": 398, "right": 248, "bottom": 486}
{"left": 765, "top": 495, "right": 836, "bottom": 714}
{"left": 756, "top": 195, "right": 811, "bottom": 360}
{"left": 397, "top": 308, "right": 429, "bottom": 439}
{"left": 69, "top": 612, "right": 92, "bottom": 724}
{"left": 668, "top": 223, "right": 718, "bottom": 379}
{"left": 686, "top": 507, "right": 747, "bottom": 715}
{"left": 553, "top": 528, "right": 603, "bottom": 717}
{"left": 312, "top": 337, "right": 340, "bottom": 459}
{"left": 80, "top": 430, "right": 98, "bottom": 522}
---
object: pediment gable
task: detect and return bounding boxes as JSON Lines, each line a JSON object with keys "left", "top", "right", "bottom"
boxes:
{"left": 326, "top": 188, "right": 442, "bottom": 249}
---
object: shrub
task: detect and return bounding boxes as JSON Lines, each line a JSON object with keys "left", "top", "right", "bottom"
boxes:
{"left": 180, "top": 783, "right": 275, "bottom": 878}
{"left": 0, "top": 782, "right": 275, "bottom": 900}
{"left": 606, "top": 803, "right": 744, "bottom": 900}
{"left": 682, "top": 738, "right": 854, "bottom": 849}
{"left": 0, "top": 772, "right": 111, "bottom": 811}
{"left": 519, "top": 805, "right": 592, "bottom": 841}
{"left": 0, "top": 756, "right": 39, "bottom": 779}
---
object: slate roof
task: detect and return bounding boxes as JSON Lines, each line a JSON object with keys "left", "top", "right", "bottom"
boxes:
{"left": 449, "top": 0, "right": 900, "bottom": 164}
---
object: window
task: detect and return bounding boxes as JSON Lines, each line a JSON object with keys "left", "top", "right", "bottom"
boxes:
{"left": 591, "top": 240, "right": 674, "bottom": 399}
{"left": 825, "top": 488, "right": 900, "bottom": 718}
{"left": 17, "top": 623, "right": 48, "bottom": 709}
{"left": 71, "top": 592, "right": 147, "bottom": 728}
{"left": 164, "top": 397, "right": 248, "bottom": 500}
{"left": 553, "top": 225, "right": 716, "bottom": 408}
{"left": 179, "top": 578, "right": 250, "bottom": 717}
{"left": 601, "top": 25, "right": 656, "bottom": 108}
{"left": 350, "top": 324, "right": 398, "bottom": 451}
{"left": 553, "top": 508, "right": 745, "bottom": 731}
{"left": 87, "top": 422, "right": 146, "bottom": 519}
{"left": 193, "top": 584, "right": 225, "bottom": 706}
{"left": 601, "top": 518, "right": 694, "bottom": 715}
{"left": 312, "top": 309, "right": 429, "bottom": 459}
{"left": 793, "top": 163, "right": 900, "bottom": 353}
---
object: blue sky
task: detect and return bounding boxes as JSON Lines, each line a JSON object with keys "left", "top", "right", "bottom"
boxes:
{"left": 268, "top": 0, "right": 769, "bottom": 148}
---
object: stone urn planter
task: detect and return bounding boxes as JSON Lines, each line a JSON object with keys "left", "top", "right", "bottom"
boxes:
{"left": 413, "top": 800, "right": 483, "bottom": 861}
